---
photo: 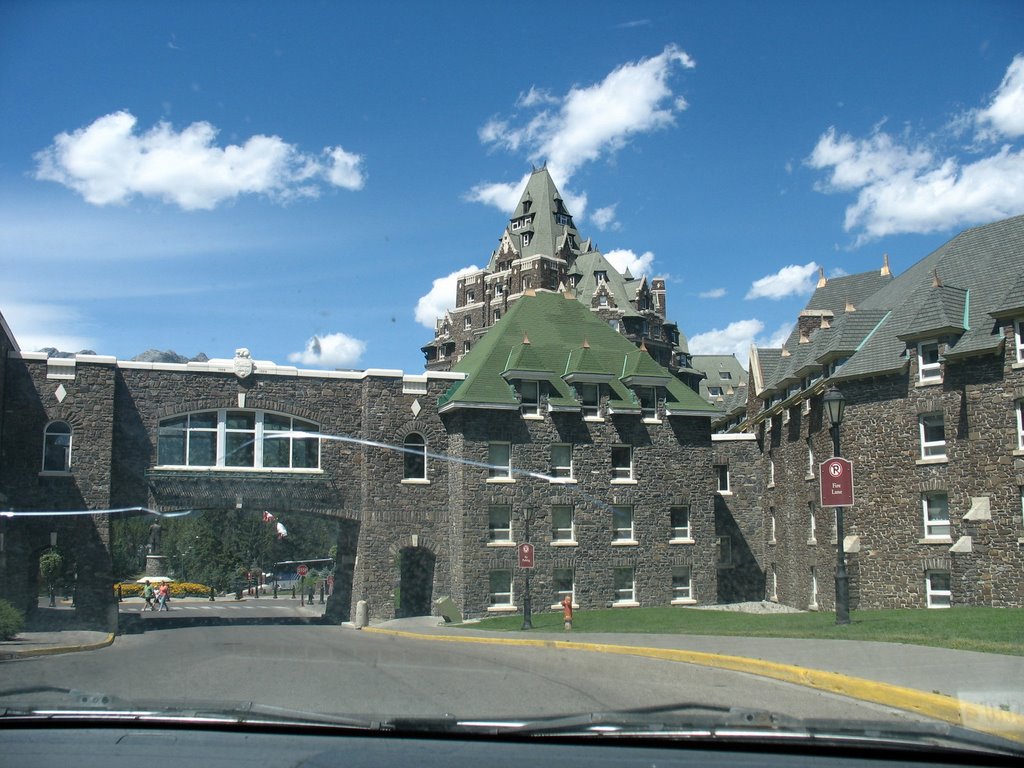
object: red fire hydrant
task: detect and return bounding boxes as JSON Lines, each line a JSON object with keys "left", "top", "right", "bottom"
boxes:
{"left": 561, "top": 594, "right": 573, "bottom": 631}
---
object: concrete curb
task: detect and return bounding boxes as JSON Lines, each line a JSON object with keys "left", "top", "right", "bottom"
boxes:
{"left": 363, "top": 627, "right": 1024, "bottom": 744}
{"left": 0, "top": 632, "right": 116, "bottom": 660}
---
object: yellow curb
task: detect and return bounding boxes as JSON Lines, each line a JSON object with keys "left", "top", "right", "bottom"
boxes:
{"left": 363, "top": 627, "right": 1024, "bottom": 744}
{"left": 2, "top": 632, "right": 115, "bottom": 660}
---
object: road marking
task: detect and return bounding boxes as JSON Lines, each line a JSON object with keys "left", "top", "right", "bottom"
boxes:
{"left": 363, "top": 627, "right": 1024, "bottom": 744}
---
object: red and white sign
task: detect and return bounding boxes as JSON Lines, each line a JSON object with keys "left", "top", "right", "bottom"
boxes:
{"left": 820, "top": 457, "right": 854, "bottom": 507}
{"left": 295, "top": 564, "right": 309, "bottom": 576}
{"left": 517, "top": 542, "right": 535, "bottom": 569}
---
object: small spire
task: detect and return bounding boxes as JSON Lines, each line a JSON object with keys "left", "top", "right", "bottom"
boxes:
{"left": 582, "top": 338, "right": 590, "bottom": 349}
{"left": 932, "top": 268, "right": 943, "bottom": 288}
{"left": 639, "top": 340, "right": 648, "bottom": 352}
{"left": 522, "top": 333, "right": 530, "bottom": 345}
{"left": 845, "top": 300, "right": 856, "bottom": 312}
{"left": 780, "top": 345, "right": 791, "bottom": 357}
{"left": 816, "top": 266, "right": 827, "bottom": 288}
{"left": 881, "top": 252, "right": 891, "bottom": 276}
{"left": 523, "top": 288, "right": 536, "bottom": 297}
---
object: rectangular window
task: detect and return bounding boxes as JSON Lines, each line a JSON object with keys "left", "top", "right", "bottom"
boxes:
{"left": 553, "top": 568, "right": 574, "bottom": 604}
{"left": 580, "top": 383, "right": 600, "bottom": 418}
{"left": 770, "top": 508, "right": 776, "bottom": 543}
{"left": 670, "top": 506, "right": 691, "bottom": 540}
{"left": 550, "top": 443, "right": 573, "bottom": 479}
{"left": 613, "top": 567, "right": 636, "bottom": 604}
{"left": 611, "top": 445, "right": 633, "bottom": 481}
{"left": 807, "top": 439, "right": 814, "bottom": 477}
{"left": 520, "top": 380, "right": 539, "bottom": 416}
{"left": 918, "top": 341, "right": 941, "bottom": 383}
{"left": 489, "top": 570, "right": 513, "bottom": 606}
{"left": 717, "top": 535, "right": 733, "bottom": 567}
{"left": 720, "top": 371, "right": 732, "bottom": 380}
{"left": 1016, "top": 319, "right": 1024, "bottom": 363}
{"left": 466, "top": 289, "right": 475, "bottom": 303}
{"left": 464, "top": 315, "right": 472, "bottom": 329}
{"left": 768, "top": 457, "right": 775, "bottom": 487}
{"left": 551, "top": 505, "right": 575, "bottom": 542}
{"left": 919, "top": 413, "right": 946, "bottom": 459}
{"left": 926, "top": 570, "right": 951, "bottom": 608}
{"left": 708, "top": 386, "right": 723, "bottom": 397}
{"left": 671, "top": 566, "right": 693, "bottom": 601}
{"left": 224, "top": 410, "right": 256, "bottom": 467}
{"left": 487, "top": 442, "right": 512, "bottom": 479}
{"left": 488, "top": 505, "right": 513, "bottom": 542}
{"left": 463, "top": 340, "right": 471, "bottom": 354}
{"left": 923, "top": 493, "right": 951, "bottom": 539}
{"left": 810, "top": 566, "right": 818, "bottom": 607}
{"left": 493, "top": 310, "right": 501, "bottom": 321}
{"left": 612, "top": 505, "right": 634, "bottom": 542}
{"left": 808, "top": 505, "right": 817, "bottom": 543}
{"left": 1017, "top": 401, "right": 1024, "bottom": 450}
{"left": 638, "top": 386, "right": 658, "bottom": 420}
{"left": 715, "top": 464, "right": 730, "bottom": 493}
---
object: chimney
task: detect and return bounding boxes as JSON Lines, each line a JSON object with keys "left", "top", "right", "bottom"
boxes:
{"left": 816, "top": 266, "right": 827, "bottom": 288}
{"left": 881, "top": 253, "right": 891, "bottom": 276}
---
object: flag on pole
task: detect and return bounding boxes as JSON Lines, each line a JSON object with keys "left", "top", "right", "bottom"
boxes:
{"left": 276, "top": 521, "right": 288, "bottom": 539}
{"left": 262, "top": 511, "right": 276, "bottom": 523}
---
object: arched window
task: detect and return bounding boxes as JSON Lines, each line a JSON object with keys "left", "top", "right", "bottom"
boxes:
{"left": 42, "top": 421, "right": 72, "bottom": 472}
{"left": 403, "top": 433, "right": 426, "bottom": 480}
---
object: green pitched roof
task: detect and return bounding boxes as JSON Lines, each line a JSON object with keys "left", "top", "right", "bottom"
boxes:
{"left": 490, "top": 167, "right": 582, "bottom": 266}
{"left": 439, "top": 292, "right": 716, "bottom": 416}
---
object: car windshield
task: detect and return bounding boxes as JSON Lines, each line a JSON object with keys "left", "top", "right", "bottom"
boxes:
{"left": 2, "top": 1, "right": 1024, "bottom": 762}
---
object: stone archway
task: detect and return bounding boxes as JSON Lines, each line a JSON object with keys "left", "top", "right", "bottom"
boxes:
{"left": 395, "top": 546, "right": 436, "bottom": 618}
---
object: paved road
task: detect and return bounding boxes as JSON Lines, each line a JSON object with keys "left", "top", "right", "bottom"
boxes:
{"left": 2, "top": 606, "right": 931, "bottom": 725}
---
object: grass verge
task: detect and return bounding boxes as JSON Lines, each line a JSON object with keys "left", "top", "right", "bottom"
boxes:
{"left": 458, "top": 606, "right": 1024, "bottom": 656}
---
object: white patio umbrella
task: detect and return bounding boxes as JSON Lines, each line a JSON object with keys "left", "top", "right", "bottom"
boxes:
{"left": 136, "top": 576, "right": 173, "bottom": 583}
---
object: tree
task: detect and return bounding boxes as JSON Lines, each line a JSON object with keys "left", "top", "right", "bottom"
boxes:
{"left": 39, "top": 549, "right": 63, "bottom": 607}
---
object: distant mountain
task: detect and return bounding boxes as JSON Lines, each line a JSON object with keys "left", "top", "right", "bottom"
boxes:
{"left": 33, "top": 347, "right": 209, "bottom": 363}
{"left": 131, "top": 349, "right": 210, "bottom": 364}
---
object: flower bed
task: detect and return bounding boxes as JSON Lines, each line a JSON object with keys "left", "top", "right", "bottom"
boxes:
{"left": 117, "top": 581, "right": 212, "bottom": 598}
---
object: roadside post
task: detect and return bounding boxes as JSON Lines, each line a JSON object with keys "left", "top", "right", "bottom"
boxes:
{"left": 822, "top": 386, "right": 853, "bottom": 625}
{"left": 296, "top": 564, "right": 309, "bottom": 605}
{"left": 518, "top": 540, "right": 535, "bottom": 630}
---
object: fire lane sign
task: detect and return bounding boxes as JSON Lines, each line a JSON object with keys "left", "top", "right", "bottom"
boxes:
{"left": 820, "top": 457, "right": 854, "bottom": 507}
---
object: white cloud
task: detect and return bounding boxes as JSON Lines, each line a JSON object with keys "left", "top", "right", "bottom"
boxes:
{"left": 699, "top": 288, "right": 726, "bottom": 299}
{"left": 471, "top": 44, "right": 694, "bottom": 209}
{"left": 591, "top": 204, "right": 620, "bottom": 231}
{"left": 976, "top": 54, "right": 1024, "bottom": 139}
{"left": 689, "top": 319, "right": 793, "bottom": 366}
{"left": 34, "top": 110, "right": 366, "bottom": 210}
{"left": 414, "top": 265, "right": 481, "bottom": 329}
{"left": 287, "top": 331, "right": 366, "bottom": 368}
{"left": 465, "top": 175, "right": 528, "bottom": 213}
{"left": 745, "top": 261, "right": 819, "bottom": 300}
{"left": 604, "top": 248, "right": 655, "bottom": 277}
{"left": 807, "top": 55, "right": 1024, "bottom": 241}
{"left": 1, "top": 301, "right": 96, "bottom": 353}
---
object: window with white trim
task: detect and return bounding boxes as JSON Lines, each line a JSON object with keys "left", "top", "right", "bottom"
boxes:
{"left": 1015, "top": 319, "right": 1024, "bottom": 363}
{"left": 806, "top": 439, "right": 814, "bottom": 477}
{"left": 612, "top": 505, "right": 634, "bottom": 542}
{"left": 708, "top": 386, "right": 723, "bottom": 397}
{"left": 918, "top": 341, "right": 941, "bottom": 383}
{"left": 611, "top": 445, "right": 633, "bottom": 481}
{"left": 551, "top": 505, "right": 575, "bottom": 542}
{"left": 770, "top": 508, "right": 776, "bottom": 543}
{"left": 926, "top": 570, "right": 951, "bottom": 608}
{"left": 157, "top": 410, "right": 320, "bottom": 470}
{"left": 550, "top": 443, "right": 573, "bottom": 479}
{"left": 553, "top": 568, "right": 574, "bottom": 604}
{"left": 42, "top": 421, "right": 72, "bottom": 472}
{"left": 808, "top": 504, "right": 817, "bottom": 544}
{"left": 638, "top": 386, "right": 658, "bottom": 420}
{"left": 519, "top": 380, "right": 539, "bottom": 416}
{"left": 671, "top": 566, "right": 693, "bottom": 601}
{"left": 922, "top": 493, "right": 950, "bottom": 539}
{"left": 463, "top": 315, "right": 472, "bottom": 329}
{"left": 1016, "top": 400, "right": 1024, "bottom": 450}
{"left": 919, "top": 413, "right": 946, "bottom": 459}
{"left": 489, "top": 570, "right": 513, "bottom": 607}
{"left": 466, "top": 289, "right": 475, "bottom": 303}
{"left": 768, "top": 457, "right": 775, "bottom": 486}
{"left": 670, "top": 505, "right": 691, "bottom": 540}
{"left": 717, "top": 535, "right": 733, "bottom": 567}
{"left": 403, "top": 433, "right": 426, "bottom": 480}
{"left": 488, "top": 505, "right": 513, "bottom": 542}
{"left": 810, "top": 566, "right": 818, "bottom": 608}
{"left": 487, "top": 442, "right": 512, "bottom": 479}
{"left": 613, "top": 567, "right": 636, "bottom": 604}
{"left": 715, "top": 464, "right": 730, "bottom": 493}
{"left": 463, "top": 340, "right": 471, "bottom": 354}
{"left": 579, "top": 383, "right": 600, "bottom": 418}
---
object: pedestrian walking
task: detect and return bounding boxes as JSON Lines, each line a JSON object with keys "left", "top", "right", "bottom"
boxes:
{"left": 157, "top": 581, "right": 170, "bottom": 611}
{"left": 142, "top": 580, "right": 155, "bottom": 611}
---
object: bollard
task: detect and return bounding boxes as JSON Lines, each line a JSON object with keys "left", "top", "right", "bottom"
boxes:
{"left": 319, "top": 583, "right": 325, "bottom": 604}
{"left": 273, "top": 583, "right": 278, "bottom": 599}
{"left": 355, "top": 599, "right": 368, "bottom": 629}
{"left": 291, "top": 585, "right": 296, "bottom": 599}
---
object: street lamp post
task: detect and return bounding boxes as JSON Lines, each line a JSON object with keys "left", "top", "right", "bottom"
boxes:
{"left": 823, "top": 386, "right": 851, "bottom": 626}
{"left": 521, "top": 509, "right": 533, "bottom": 631}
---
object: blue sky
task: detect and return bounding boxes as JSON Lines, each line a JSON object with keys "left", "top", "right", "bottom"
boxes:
{"left": 2, "top": 1, "right": 1022, "bottom": 372}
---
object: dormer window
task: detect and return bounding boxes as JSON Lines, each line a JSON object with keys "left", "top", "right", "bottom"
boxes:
{"left": 594, "top": 270, "right": 608, "bottom": 283}
{"left": 637, "top": 386, "right": 658, "bottom": 420}
{"left": 519, "top": 380, "right": 539, "bottom": 417}
{"left": 579, "top": 383, "right": 600, "bottom": 419}
{"left": 522, "top": 233, "right": 531, "bottom": 247}
{"left": 555, "top": 213, "right": 570, "bottom": 226}
{"left": 918, "top": 342, "right": 941, "bottom": 383}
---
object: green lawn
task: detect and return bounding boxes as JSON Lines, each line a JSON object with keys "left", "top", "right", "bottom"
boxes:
{"left": 457, "top": 606, "right": 1024, "bottom": 656}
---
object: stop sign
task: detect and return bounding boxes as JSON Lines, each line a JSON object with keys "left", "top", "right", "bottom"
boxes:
{"left": 296, "top": 564, "right": 309, "bottom": 576}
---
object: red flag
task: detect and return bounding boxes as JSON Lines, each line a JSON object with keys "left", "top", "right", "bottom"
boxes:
{"left": 262, "top": 511, "right": 276, "bottom": 523}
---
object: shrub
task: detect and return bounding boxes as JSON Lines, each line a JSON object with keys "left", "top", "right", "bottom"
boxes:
{"left": 0, "top": 598, "right": 25, "bottom": 640}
